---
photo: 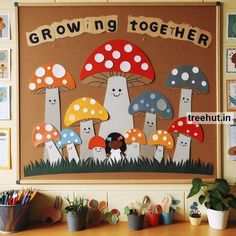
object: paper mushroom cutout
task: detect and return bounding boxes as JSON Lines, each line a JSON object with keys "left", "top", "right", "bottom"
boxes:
{"left": 165, "top": 65, "right": 209, "bottom": 117}
{"left": 129, "top": 91, "right": 173, "bottom": 159}
{"left": 88, "top": 136, "right": 106, "bottom": 162}
{"left": 168, "top": 117, "right": 203, "bottom": 164}
{"left": 105, "top": 132, "right": 127, "bottom": 163}
{"left": 29, "top": 63, "right": 75, "bottom": 160}
{"left": 56, "top": 129, "right": 82, "bottom": 163}
{"left": 148, "top": 130, "right": 174, "bottom": 162}
{"left": 64, "top": 97, "right": 108, "bottom": 160}
{"left": 124, "top": 128, "right": 146, "bottom": 161}
{"left": 32, "top": 123, "right": 61, "bottom": 164}
{"left": 80, "top": 39, "right": 155, "bottom": 138}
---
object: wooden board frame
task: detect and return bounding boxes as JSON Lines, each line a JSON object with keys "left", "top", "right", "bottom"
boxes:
{"left": 16, "top": 2, "right": 221, "bottom": 184}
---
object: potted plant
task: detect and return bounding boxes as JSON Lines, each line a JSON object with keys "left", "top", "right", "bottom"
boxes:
{"left": 187, "top": 178, "right": 236, "bottom": 229}
{"left": 146, "top": 204, "right": 162, "bottom": 226}
{"left": 159, "top": 195, "right": 180, "bottom": 225}
{"left": 64, "top": 195, "right": 88, "bottom": 231}
{"left": 189, "top": 202, "right": 201, "bottom": 225}
{"left": 124, "top": 196, "right": 150, "bottom": 230}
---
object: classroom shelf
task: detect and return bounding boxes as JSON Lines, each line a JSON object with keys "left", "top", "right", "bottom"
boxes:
{"left": 12, "top": 221, "right": 236, "bottom": 236}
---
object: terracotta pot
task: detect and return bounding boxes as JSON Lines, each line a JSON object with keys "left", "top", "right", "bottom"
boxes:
{"left": 207, "top": 208, "right": 229, "bottom": 230}
{"left": 189, "top": 216, "right": 201, "bottom": 226}
{"left": 147, "top": 213, "right": 160, "bottom": 226}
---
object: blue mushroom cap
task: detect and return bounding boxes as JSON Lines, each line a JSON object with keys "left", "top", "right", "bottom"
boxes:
{"left": 165, "top": 65, "right": 209, "bottom": 93}
{"left": 128, "top": 91, "right": 173, "bottom": 119}
{"left": 56, "top": 129, "right": 82, "bottom": 148}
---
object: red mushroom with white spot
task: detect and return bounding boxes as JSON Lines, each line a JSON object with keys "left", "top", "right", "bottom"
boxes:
{"left": 80, "top": 39, "right": 155, "bottom": 138}
{"left": 88, "top": 136, "right": 106, "bottom": 162}
{"left": 168, "top": 117, "right": 203, "bottom": 164}
{"left": 32, "top": 123, "right": 62, "bottom": 164}
{"left": 29, "top": 63, "right": 75, "bottom": 160}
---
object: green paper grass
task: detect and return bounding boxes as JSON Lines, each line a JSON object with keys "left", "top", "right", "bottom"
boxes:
{"left": 24, "top": 157, "right": 213, "bottom": 177}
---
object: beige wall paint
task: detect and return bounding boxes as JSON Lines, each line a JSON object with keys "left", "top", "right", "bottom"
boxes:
{"left": 0, "top": 0, "right": 236, "bottom": 222}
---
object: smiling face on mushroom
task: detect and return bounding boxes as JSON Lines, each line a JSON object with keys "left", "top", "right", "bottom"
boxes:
{"left": 80, "top": 39, "right": 155, "bottom": 138}
{"left": 129, "top": 91, "right": 173, "bottom": 159}
{"left": 32, "top": 123, "right": 62, "bottom": 164}
{"left": 64, "top": 97, "right": 108, "bottom": 161}
{"left": 168, "top": 117, "right": 203, "bottom": 164}
{"left": 148, "top": 130, "right": 174, "bottom": 162}
{"left": 125, "top": 128, "right": 146, "bottom": 161}
{"left": 165, "top": 65, "right": 209, "bottom": 117}
{"left": 29, "top": 63, "right": 75, "bottom": 161}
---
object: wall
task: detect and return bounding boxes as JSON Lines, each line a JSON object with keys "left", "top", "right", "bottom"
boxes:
{"left": 0, "top": 0, "right": 236, "bottom": 222}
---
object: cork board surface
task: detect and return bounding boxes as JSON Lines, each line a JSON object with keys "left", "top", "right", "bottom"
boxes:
{"left": 19, "top": 4, "right": 219, "bottom": 182}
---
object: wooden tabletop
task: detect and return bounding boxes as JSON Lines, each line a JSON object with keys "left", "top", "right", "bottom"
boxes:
{"left": 13, "top": 222, "right": 236, "bottom": 236}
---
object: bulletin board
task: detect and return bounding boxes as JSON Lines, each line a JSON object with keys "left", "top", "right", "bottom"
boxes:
{"left": 17, "top": 2, "right": 221, "bottom": 183}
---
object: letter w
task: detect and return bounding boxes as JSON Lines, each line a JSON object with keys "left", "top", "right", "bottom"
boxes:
{"left": 67, "top": 21, "right": 80, "bottom": 33}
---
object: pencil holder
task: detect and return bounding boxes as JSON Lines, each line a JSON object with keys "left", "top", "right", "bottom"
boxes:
{"left": 0, "top": 202, "right": 31, "bottom": 233}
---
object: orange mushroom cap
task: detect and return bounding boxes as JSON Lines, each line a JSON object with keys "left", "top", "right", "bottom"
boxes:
{"left": 88, "top": 136, "right": 106, "bottom": 149}
{"left": 32, "top": 123, "right": 60, "bottom": 147}
{"left": 148, "top": 130, "right": 174, "bottom": 149}
{"left": 29, "top": 63, "right": 75, "bottom": 94}
{"left": 124, "top": 128, "right": 146, "bottom": 145}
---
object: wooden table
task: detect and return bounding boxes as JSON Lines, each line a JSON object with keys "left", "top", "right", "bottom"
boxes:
{"left": 13, "top": 222, "right": 236, "bottom": 236}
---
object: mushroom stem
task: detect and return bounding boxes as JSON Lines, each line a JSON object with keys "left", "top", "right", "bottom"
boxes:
{"left": 126, "top": 142, "right": 140, "bottom": 161}
{"left": 44, "top": 87, "right": 61, "bottom": 161}
{"left": 66, "top": 143, "right": 80, "bottom": 163}
{"left": 173, "top": 134, "right": 191, "bottom": 164}
{"left": 179, "top": 88, "right": 192, "bottom": 117}
{"left": 80, "top": 120, "right": 94, "bottom": 161}
{"left": 92, "top": 147, "right": 106, "bottom": 163}
{"left": 99, "top": 76, "right": 134, "bottom": 138}
{"left": 141, "top": 112, "right": 156, "bottom": 159}
{"left": 154, "top": 145, "right": 164, "bottom": 162}
{"left": 45, "top": 140, "right": 62, "bottom": 165}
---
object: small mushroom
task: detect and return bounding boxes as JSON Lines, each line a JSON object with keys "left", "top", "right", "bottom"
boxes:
{"left": 148, "top": 130, "right": 174, "bottom": 162}
{"left": 165, "top": 65, "right": 209, "bottom": 117}
{"left": 88, "top": 136, "right": 106, "bottom": 162}
{"left": 64, "top": 97, "right": 108, "bottom": 160}
{"left": 80, "top": 39, "right": 155, "bottom": 138}
{"left": 105, "top": 132, "right": 127, "bottom": 163}
{"left": 56, "top": 129, "right": 82, "bottom": 163}
{"left": 124, "top": 128, "right": 146, "bottom": 161}
{"left": 228, "top": 146, "right": 236, "bottom": 155}
{"left": 32, "top": 123, "right": 61, "bottom": 164}
{"left": 29, "top": 63, "right": 75, "bottom": 161}
{"left": 129, "top": 91, "right": 173, "bottom": 159}
{"left": 168, "top": 117, "right": 203, "bottom": 164}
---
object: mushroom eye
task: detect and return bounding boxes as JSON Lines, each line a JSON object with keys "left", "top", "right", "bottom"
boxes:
{"left": 151, "top": 122, "right": 154, "bottom": 125}
{"left": 180, "top": 141, "right": 183, "bottom": 144}
{"left": 83, "top": 128, "right": 86, "bottom": 131}
{"left": 182, "top": 97, "right": 185, "bottom": 101}
{"left": 54, "top": 99, "right": 56, "bottom": 102}
{"left": 112, "top": 88, "right": 116, "bottom": 92}
{"left": 185, "top": 142, "right": 187, "bottom": 145}
{"left": 49, "top": 99, "right": 52, "bottom": 102}
{"left": 88, "top": 127, "right": 91, "bottom": 130}
{"left": 118, "top": 89, "right": 122, "bottom": 92}
{"left": 187, "top": 98, "right": 189, "bottom": 101}
{"left": 147, "top": 121, "right": 150, "bottom": 124}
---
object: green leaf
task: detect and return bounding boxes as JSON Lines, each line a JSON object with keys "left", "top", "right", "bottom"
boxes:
{"left": 187, "top": 178, "right": 202, "bottom": 198}
{"left": 198, "top": 195, "right": 206, "bottom": 205}
{"left": 210, "top": 197, "right": 224, "bottom": 211}
{"left": 215, "top": 179, "right": 230, "bottom": 196}
{"left": 110, "top": 215, "right": 119, "bottom": 224}
{"left": 124, "top": 206, "right": 130, "bottom": 215}
{"left": 172, "top": 199, "right": 180, "bottom": 205}
{"left": 210, "top": 189, "right": 223, "bottom": 200}
{"left": 228, "top": 195, "right": 236, "bottom": 209}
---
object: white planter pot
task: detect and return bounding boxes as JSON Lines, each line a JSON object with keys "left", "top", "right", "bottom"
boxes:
{"left": 189, "top": 216, "right": 201, "bottom": 226}
{"left": 206, "top": 208, "right": 229, "bottom": 230}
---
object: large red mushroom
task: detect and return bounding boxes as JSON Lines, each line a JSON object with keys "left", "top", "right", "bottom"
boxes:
{"left": 80, "top": 39, "right": 155, "bottom": 138}
{"left": 168, "top": 117, "right": 203, "bottom": 164}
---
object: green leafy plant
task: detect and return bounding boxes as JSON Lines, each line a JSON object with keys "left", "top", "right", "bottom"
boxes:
{"left": 187, "top": 178, "right": 236, "bottom": 211}
{"left": 64, "top": 194, "right": 88, "bottom": 214}
{"left": 170, "top": 199, "right": 181, "bottom": 213}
